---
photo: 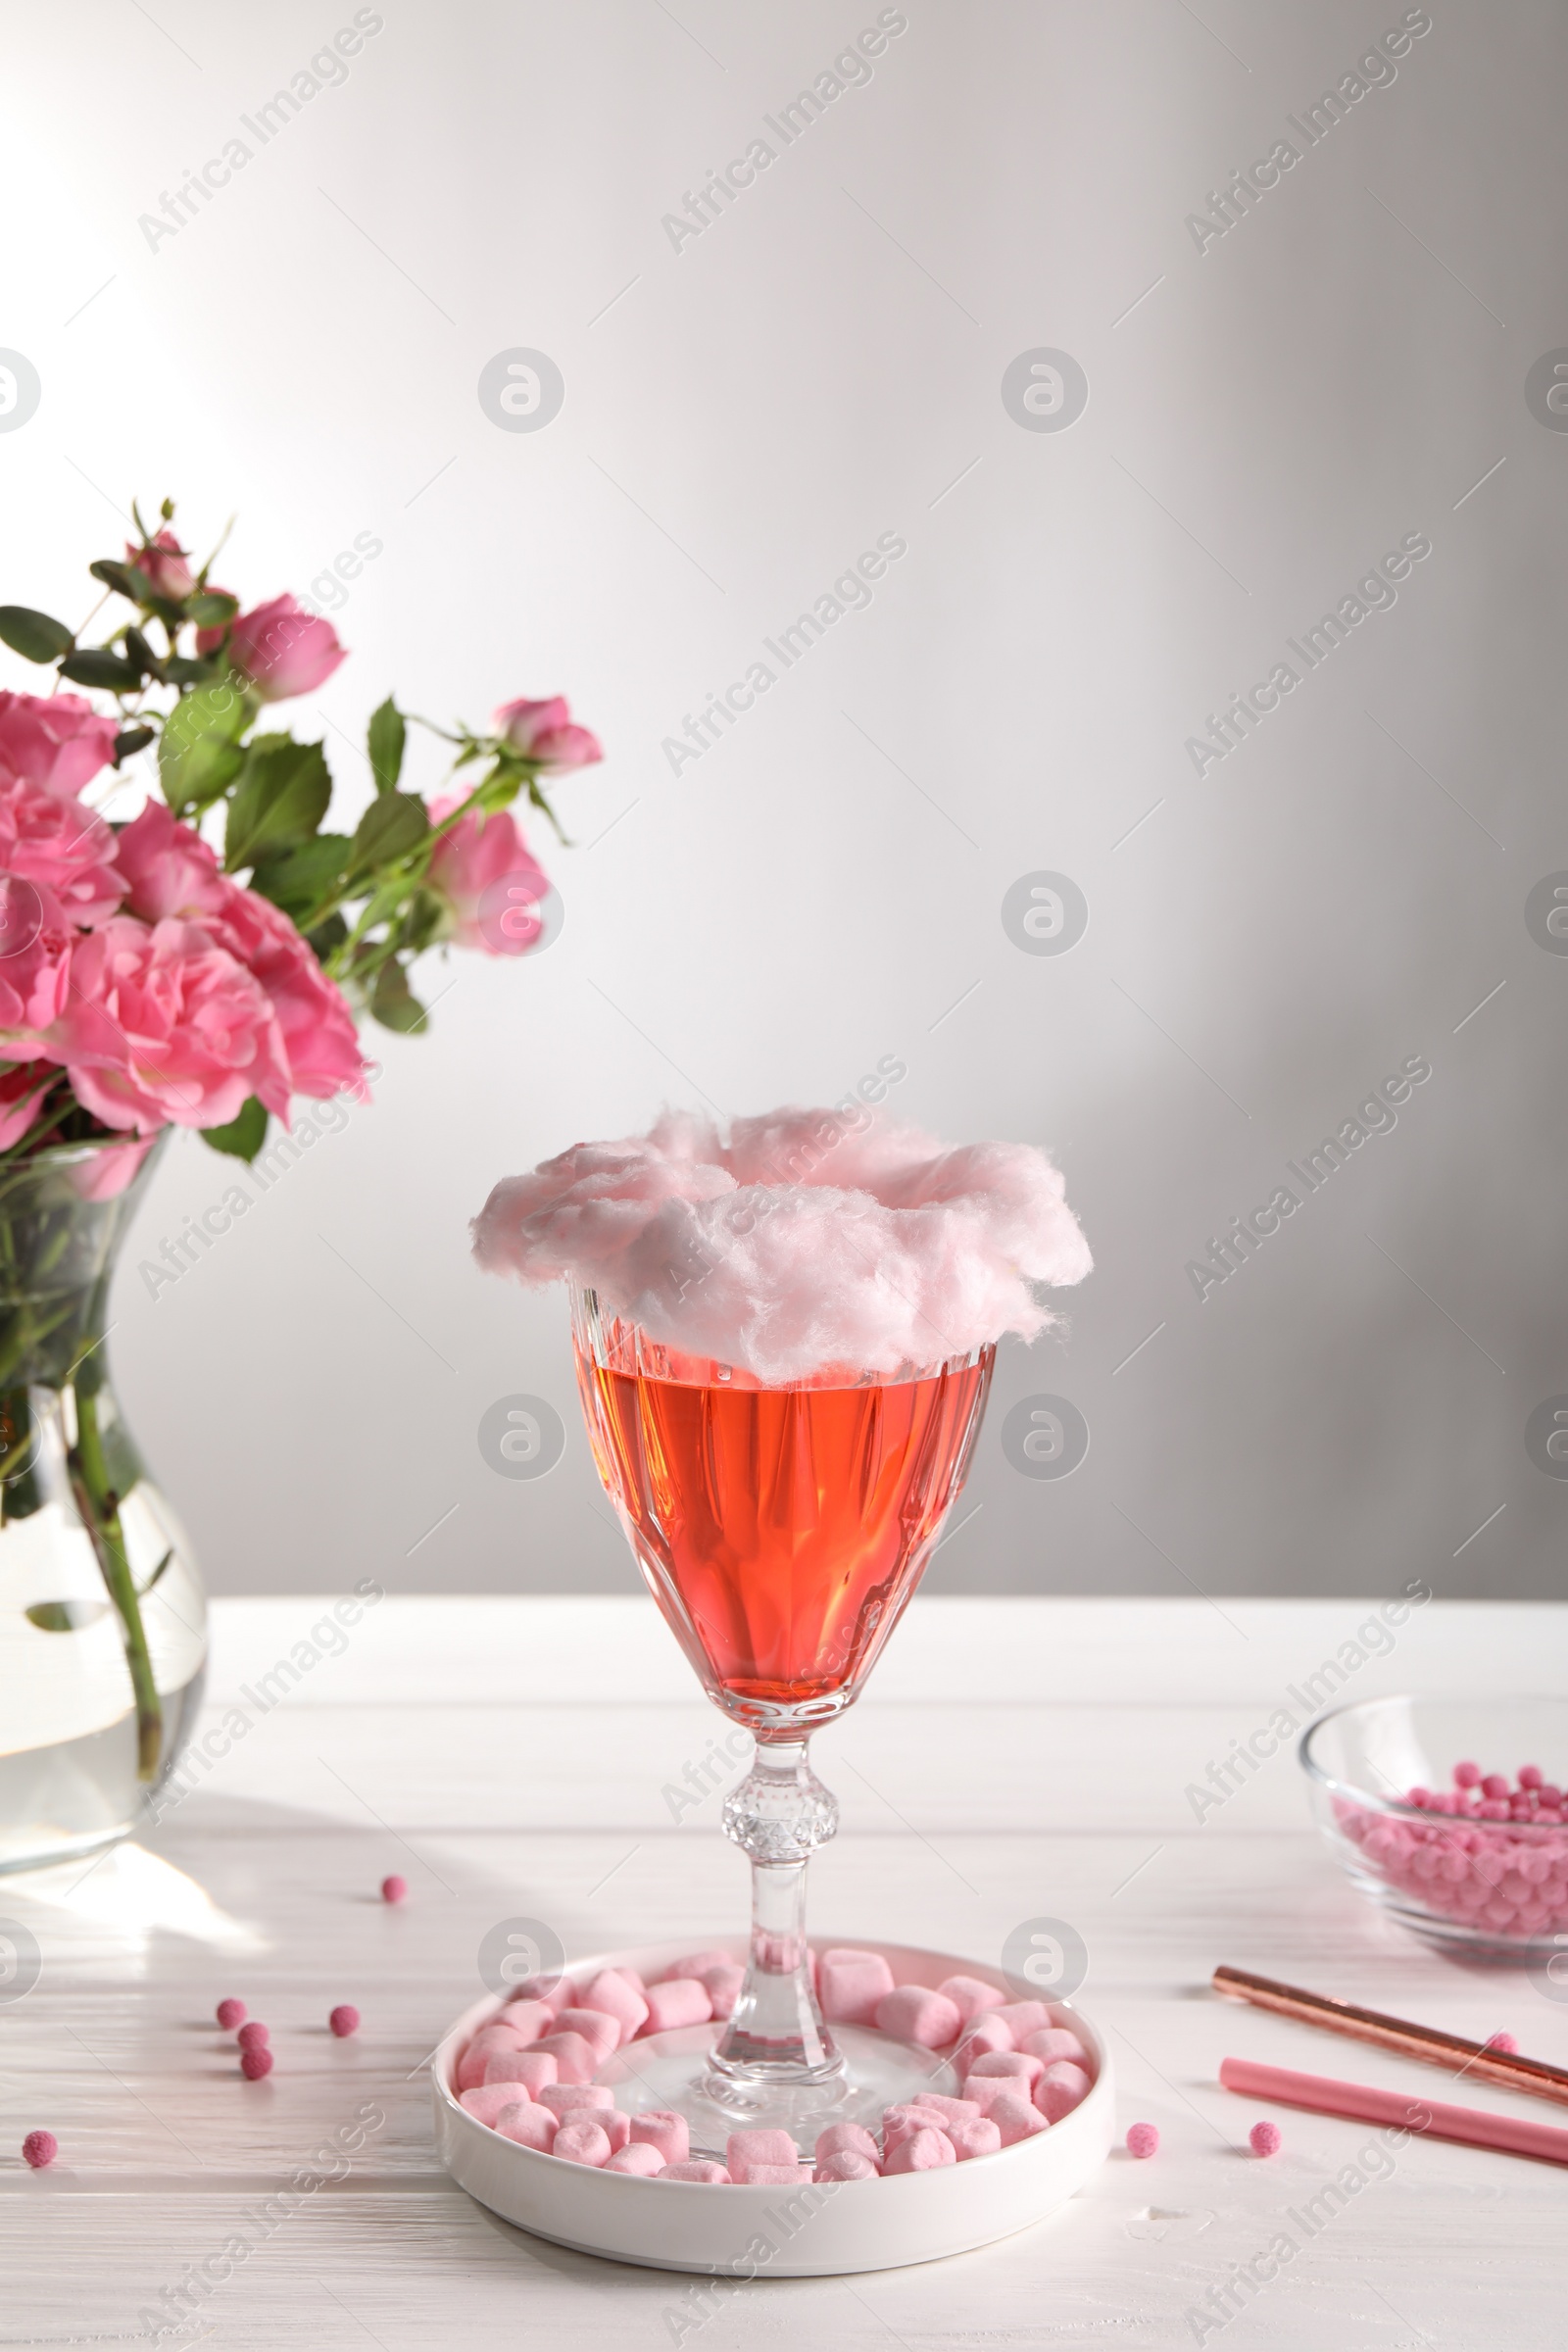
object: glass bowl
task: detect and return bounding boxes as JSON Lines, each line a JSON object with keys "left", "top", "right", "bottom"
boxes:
{"left": 1299, "top": 1695, "right": 1568, "bottom": 1963}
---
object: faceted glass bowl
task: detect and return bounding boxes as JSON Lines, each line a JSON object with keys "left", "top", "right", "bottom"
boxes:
{"left": 1299, "top": 1694, "right": 1568, "bottom": 1963}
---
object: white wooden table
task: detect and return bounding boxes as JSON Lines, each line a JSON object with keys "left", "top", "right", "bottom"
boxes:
{"left": 2, "top": 1595, "right": 1564, "bottom": 2348}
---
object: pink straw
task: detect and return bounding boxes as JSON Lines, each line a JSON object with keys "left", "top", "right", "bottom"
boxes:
{"left": 1220, "top": 2057, "right": 1568, "bottom": 2169}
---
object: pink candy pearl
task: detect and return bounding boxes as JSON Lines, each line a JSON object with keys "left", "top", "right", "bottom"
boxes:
{"left": 1126, "top": 2122, "right": 1159, "bottom": 2158}
{"left": 22, "top": 2130, "right": 57, "bottom": 2170}
{"left": 329, "top": 2006, "right": 360, "bottom": 2038}
{"left": 236, "top": 2022, "right": 269, "bottom": 2052}
{"left": 1452, "top": 1761, "right": 1481, "bottom": 1788}
{"left": 1482, "top": 1774, "right": 1510, "bottom": 1800}
{"left": 1487, "top": 2032, "right": 1519, "bottom": 2054}
{"left": 240, "top": 2047, "right": 274, "bottom": 2081}
{"left": 380, "top": 1875, "right": 408, "bottom": 1904}
{"left": 1250, "top": 2120, "right": 1282, "bottom": 2157}
{"left": 215, "top": 1998, "right": 246, "bottom": 2030}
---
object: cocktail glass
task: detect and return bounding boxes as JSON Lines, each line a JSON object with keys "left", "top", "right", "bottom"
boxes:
{"left": 570, "top": 1284, "right": 994, "bottom": 2142}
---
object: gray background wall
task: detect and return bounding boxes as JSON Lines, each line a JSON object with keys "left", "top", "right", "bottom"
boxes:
{"left": 4, "top": 0, "right": 1563, "bottom": 1599}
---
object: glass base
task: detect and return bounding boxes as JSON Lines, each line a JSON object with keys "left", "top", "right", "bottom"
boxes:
{"left": 601, "top": 2022, "right": 956, "bottom": 2160}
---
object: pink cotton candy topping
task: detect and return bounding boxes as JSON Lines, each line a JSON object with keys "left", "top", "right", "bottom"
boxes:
{"left": 471, "top": 1107, "right": 1091, "bottom": 1382}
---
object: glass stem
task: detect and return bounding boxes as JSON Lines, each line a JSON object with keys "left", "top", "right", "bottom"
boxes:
{"left": 710, "top": 1735, "right": 842, "bottom": 2087}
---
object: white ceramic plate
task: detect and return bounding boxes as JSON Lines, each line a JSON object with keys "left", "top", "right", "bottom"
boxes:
{"left": 431, "top": 1936, "right": 1114, "bottom": 2277}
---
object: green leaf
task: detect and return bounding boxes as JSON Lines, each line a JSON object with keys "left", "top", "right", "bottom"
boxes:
{"left": 25, "top": 1599, "right": 111, "bottom": 1633}
{"left": 113, "top": 726, "right": 155, "bottom": 764}
{"left": 164, "top": 656, "right": 213, "bottom": 687}
{"left": 223, "top": 736, "right": 332, "bottom": 871}
{"left": 368, "top": 696, "right": 406, "bottom": 794}
{"left": 89, "top": 559, "right": 147, "bottom": 602}
{"left": 186, "top": 590, "right": 237, "bottom": 628}
{"left": 123, "top": 626, "right": 164, "bottom": 682}
{"left": 0, "top": 606, "right": 75, "bottom": 663}
{"left": 249, "top": 833, "right": 351, "bottom": 921}
{"left": 347, "top": 790, "right": 427, "bottom": 880}
{"left": 58, "top": 648, "right": 141, "bottom": 690}
{"left": 159, "top": 682, "right": 249, "bottom": 817}
{"left": 370, "top": 956, "right": 427, "bottom": 1035}
{"left": 201, "top": 1097, "right": 269, "bottom": 1161}
{"left": 306, "top": 911, "right": 348, "bottom": 961}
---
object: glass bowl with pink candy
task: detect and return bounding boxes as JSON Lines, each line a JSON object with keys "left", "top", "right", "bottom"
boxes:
{"left": 1300, "top": 1695, "right": 1568, "bottom": 1961}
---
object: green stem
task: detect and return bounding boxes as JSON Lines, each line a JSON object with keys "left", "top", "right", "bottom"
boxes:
{"left": 69, "top": 1381, "right": 162, "bottom": 1781}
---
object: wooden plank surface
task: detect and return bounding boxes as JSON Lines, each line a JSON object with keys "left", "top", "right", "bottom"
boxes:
{"left": 1, "top": 1597, "right": 1561, "bottom": 2348}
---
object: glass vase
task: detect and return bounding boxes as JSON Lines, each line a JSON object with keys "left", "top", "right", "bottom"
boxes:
{"left": 0, "top": 1138, "right": 206, "bottom": 1874}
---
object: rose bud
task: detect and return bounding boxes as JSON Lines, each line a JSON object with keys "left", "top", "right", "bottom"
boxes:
{"left": 222, "top": 595, "right": 346, "bottom": 701}
{"left": 493, "top": 697, "right": 603, "bottom": 772}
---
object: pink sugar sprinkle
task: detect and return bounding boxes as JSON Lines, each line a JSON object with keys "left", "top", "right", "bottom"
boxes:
{"left": 1250, "top": 2120, "right": 1282, "bottom": 2157}
{"left": 1125, "top": 2122, "right": 1158, "bottom": 2158}
{"left": 236, "top": 2021, "right": 270, "bottom": 2052}
{"left": 380, "top": 1875, "right": 408, "bottom": 1904}
{"left": 240, "top": 2047, "right": 274, "bottom": 2081}
{"left": 1519, "top": 1767, "right": 1544, "bottom": 1790}
{"left": 1453, "top": 1761, "right": 1481, "bottom": 1788}
{"left": 22, "top": 2131, "right": 57, "bottom": 2170}
{"left": 1487, "top": 2032, "right": 1519, "bottom": 2054}
{"left": 1406, "top": 1786, "right": 1431, "bottom": 1807}
{"left": 1482, "top": 1774, "right": 1510, "bottom": 1800}
{"left": 215, "top": 1998, "right": 246, "bottom": 2031}
{"left": 329, "top": 2006, "right": 361, "bottom": 2038}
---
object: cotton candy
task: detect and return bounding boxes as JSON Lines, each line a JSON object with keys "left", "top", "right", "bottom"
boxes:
{"left": 471, "top": 1106, "right": 1091, "bottom": 1382}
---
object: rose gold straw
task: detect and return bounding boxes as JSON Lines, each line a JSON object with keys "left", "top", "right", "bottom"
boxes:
{"left": 1212, "top": 1964, "right": 1568, "bottom": 2113}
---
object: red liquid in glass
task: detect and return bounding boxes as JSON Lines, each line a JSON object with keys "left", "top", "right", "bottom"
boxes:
{"left": 575, "top": 1353, "right": 992, "bottom": 1719}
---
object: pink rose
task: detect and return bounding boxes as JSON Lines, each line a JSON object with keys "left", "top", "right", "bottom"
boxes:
{"left": 494, "top": 696, "right": 603, "bottom": 772}
{"left": 428, "top": 794, "right": 551, "bottom": 956}
{"left": 116, "top": 803, "right": 368, "bottom": 1102}
{"left": 0, "top": 776, "right": 124, "bottom": 926}
{"left": 0, "top": 692, "right": 119, "bottom": 799}
{"left": 0, "top": 882, "right": 74, "bottom": 1038}
{"left": 0, "top": 1058, "right": 52, "bottom": 1151}
{"left": 223, "top": 595, "right": 346, "bottom": 702}
{"left": 113, "top": 798, "right": 227, "bottom": 924}
{"left": 126, "top": 530, "right": 196, "bottom": 604}
{"left": 207, "top": 884, "right": 368, "bottom": 1100}
{"left": 52, "top": 917, "right": 293, "bottom": 1134}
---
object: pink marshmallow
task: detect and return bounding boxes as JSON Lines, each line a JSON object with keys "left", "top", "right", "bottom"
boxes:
{"left": 534, "top": 2031, "right": 598, "bottom": 2084}
{"left": 583, "top": 1970, "right": 649, "bottom": 2045}
{"left": 1034, "top": 2061, "right": 1092, "bottom": 2122}
{"left": 554, "top": 2008, "right": 621, "bottom": 2067}
{"left": 881, "top": 2101, "right": 950, "bottom": 2152}
{"left": 726, "top": 2128, "right": 800, "bottom": 2171}
{"left": 883, "top": 2126, "right": 956, "bottom": 2174}
{"left": 992, "top": 2000, "right": 1054, "bottom": 2041}
{"left": 641, "top": 1978, "right": 712, "bottom": 2034}
{"left": 815, "top": 2150, "right": 879, "bottom": 2180}
{"left": 936, "top": 1974, "right": 1005, "bottom": 2025}
{"left": 495, "top": 1998, "right": 555, "bottom": 2046}
{"left": 595, "top": 2108, "right": 632, "bottom": 2154}
{"left": 731, "top": 2162, "right": 808, "bottom": 2184}
{"left": 875, "top": 1985, "right": 963, "bottom": 2049}
{"left": 953, "top": 2017, "right": 1014, "bottom": 2073}
{"left": 989, "top": 2089, "right": 1049, "bottom": 2146}
{"left": 966, "top": 2049, "right": 1044, "bottom": 2088}
{"left": 662, "top": 2161, "right": 731, "bottom": 2182}
{"left": 456, "top": 2025, "right": 526, "bottom": 2091}
{"left": 1019, "top": 2027, "right": 1088, "bottom": 2068}
{"left": 539, "top": 2082, "right": 612, "bottom": 2120}
{"left": 459, "top": 2084, "right": 531, "bottom": 2128}
{"left": 961, "top": 2074, "right": 1025, "bottom": 2116}
{"left": 629, "top": 2110, "right": 690, "bottom": 2167}
{"left": 499, "top": 2103, "right": 558, "bottom": 2152}
{"left": 912, "top": 2094, "right": 982, "bottom": 2127}
{"left": 606, "top": 2140, "right": 665, "bottom": 2176}
{"left": 815, "top": 2121, "right": 880, "bottom": 2164}
{"left": 664, "top": 1949, "right": 732, "bottom": 1980}
{"left": 554, "top": 2119, "right": 612, "bottom": 2168}
{"left": 947, "top": 2115, "right": 1003, "bottom": 2161}
{"left": 818, "top": 1946, "right": 896, "bottom": 2027}
{"left": 484, "top": 2049, "right": 560, "bottom": 2096}
{"left": 696, "top": 1963, "right": 745, "bottom": 2020}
